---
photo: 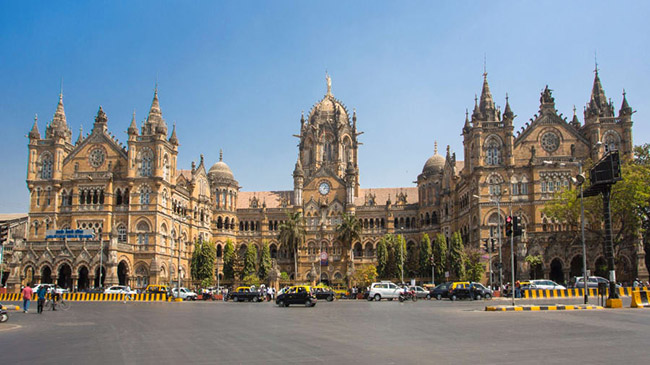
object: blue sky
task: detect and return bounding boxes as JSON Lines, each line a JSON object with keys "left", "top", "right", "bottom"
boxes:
{"left": 1, "top": 1, "right": 648, "bottom": 213}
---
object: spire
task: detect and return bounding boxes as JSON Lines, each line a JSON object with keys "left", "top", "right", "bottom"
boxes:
{"left": 128, "top": 110, "right": 139, "bottom": 135}
{"left": 570, "top": 105, "right": 581, "bottom": 127}
{"left": 463, "top": 109, "right": 470, "bottom": 131}
{"left": 54, "top": 91, "right": 66, "bottom": 125}
{"left": 471, "top": 94, "right": 480, "bottom": 121}
{"left": 76, "top": 124, "right": 83, "bottom": 144}
{"left": 146, "top": 85, "right": 167, "bottom": 134}
{"left": 479, "top": 71, "right": 496, "bottom": 120}
{"left": 294, "top": 153, "right": 304, "bottom": 177}
{"left": 619, "top": 89, "right": 632, "bottom": 117}
{"left": 46, "top": 92, "right": 71, "bottom": 142}
{"left": 326, "top": 72, "right": 332, "bottom": 96}
{"left": 169, "top": 122, "right": 178, "bottom": 145}
{"left": 586, "top": 65, "right": 613, "bottom": 118}
{"left": 29, "top": 114, "right": 41, "bottom": 139}
{"left": 503, "top": 93, "right": 514, "bottom": 120}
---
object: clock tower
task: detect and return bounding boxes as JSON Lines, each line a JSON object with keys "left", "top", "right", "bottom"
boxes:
{"left": 293, "top": 74, "right": 360, "bottom": 213}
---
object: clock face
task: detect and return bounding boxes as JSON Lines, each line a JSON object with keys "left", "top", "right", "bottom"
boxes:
{"left": 318, "top": 181, "right": 330, "bottom": 195}
{"left": 89, "top": 148, "right": 106, "bottom": 168}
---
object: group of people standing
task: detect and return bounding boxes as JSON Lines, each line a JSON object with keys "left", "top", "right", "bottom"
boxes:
{"left": 20, "top": 283, "right": 61, "bottom": 314}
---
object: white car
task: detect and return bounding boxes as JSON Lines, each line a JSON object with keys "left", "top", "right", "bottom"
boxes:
{"left": 368, "top": 281, "right": 404, "bottom": 301}
{"left": 32, "top": 284, "right": 69, "bottom": 295}
{"left": 104, "top": 285, "right": 138, "bottom": 295}
{"left": 171, "top": 287, "right": 198, "bottom": 301}
{"left": 530, "top": 280, "right": 566, "bottom": 290}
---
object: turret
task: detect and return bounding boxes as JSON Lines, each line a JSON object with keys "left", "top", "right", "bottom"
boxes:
{"left": 169, "top": 123, "right": 179, "bottom": 145}
{"left": 127, "top": 110, "right": 139, "bottom": 138}
{"left": 29, "top": 114, "right": 40, "bottom": 141}
{"left": 293, "top": 154, "right": 304, "bottom": 206}
{"left": 45, "top": 93, "right": 72, "bottom": 143}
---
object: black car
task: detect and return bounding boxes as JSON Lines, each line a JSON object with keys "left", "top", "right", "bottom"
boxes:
{"left": 449, "top": 282, "right": 493, "bottom": 301}
{"left": 431, "top": 282, "right": 452, "bottom": 300}
{"left": 311, "top": 287, "right": 335, "bottom": 302}
{"left": 276, "top": 286, "right": 317, "bottom": 307}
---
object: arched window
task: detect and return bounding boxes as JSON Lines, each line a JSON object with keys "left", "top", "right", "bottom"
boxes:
{"left": 603, "top": 131, "right": 620, "bottom": 153}
{"left": 40, "top": 152, "right": 53, "bottom": 179}
{"left": 484, "top": 137, "right": 502, "bottom": 166}
{"left": 136, "top": 221, "right": 150, "bottom": 249}
{"left": 140, "top": 185, "right": 151, "bottom": 206}
{"left": 161, "top": 189, "right": 168, "bottom": 208}
{"left": 117, "top": 224, "right": 127, "bottom": 243}
{"left": 139, "top": 148, "right": 153, "bottom": 177}
{"left": 163, "top": 155, "right": 170, "bottom": 181}
{"left": 115, "top": 189, "right": 123, "bottom": 205}
{"left": 270, "top": 244, "right": 277, "bottom": 259}
{"left": 488, "top": 212, "right": 502, "bottom": 238}
{"left": 488, "top": 174, "right": 503, "bottom": 197}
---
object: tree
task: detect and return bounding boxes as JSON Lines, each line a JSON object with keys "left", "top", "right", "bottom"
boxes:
{"left": 376, "top": 235, "right": 389, "bottom": 278}
{"left": 242, "top": 274, "right": 261, "bottom": 287}
{"left": 448, "top": 231, "right": 465, "bottom": 280}
{"left": 463, "top": 248, "right": 484, "bottom": 282}
{"left": 190, "top": 240, "right": 216, "bottom": 285}
{"left": 525, "top": 255, "right": 543, "bottom": 280}
{"left": 336, "top": 213, "right": 362, "bottom": 262}
{"left": 433, "top": 234, "right": 448, "bottom": 281}
{"left": 419, "top": 234, "right": 432, "bottom": 278}
{"left": 405, "top": 239, "right": 420, "bottom": 278}
{"left": 352, "top": 265, "right": 377, "bottom": 288}
{"left": 544, "top": 146, "right": 650, "bottom": 274}
{"left": 243, "top": 244, "right": 258, "bottom": 278}
{"left": 278, "top": 211, "right": 305, "bottom": 281}
{"left": 222, "top": 239, "right": 235, "bottom": 280}
{"left": 258, "top": 240, "right": 272, "bottom": 281}
{"left": 395, "top": 234, "right": 407, "bottom": 282}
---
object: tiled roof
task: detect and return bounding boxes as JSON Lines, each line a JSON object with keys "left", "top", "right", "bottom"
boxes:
{"left": 358, "top": 187, "right": 418, "bottom": 205}
{"left": 177, "top": 169, "right": 192, "bottom": 181}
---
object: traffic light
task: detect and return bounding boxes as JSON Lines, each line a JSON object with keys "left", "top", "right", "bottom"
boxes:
{"left": 0, "top": 225, "right": 7, "bottom": 243}
{"left": 490, "top": 238, "right": 495, "bottom": 253}
{"left": 483, "top": 239, "right": 489, "bottom": 253}
{"left": 513, "top": 216, "right": 523, "bottom": 237}
{"left": 505, "top": 216, "right": 513, "bottom": 237}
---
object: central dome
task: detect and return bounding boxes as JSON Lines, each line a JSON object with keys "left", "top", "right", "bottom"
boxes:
{"left": 308, "top": 94, "right": 350, "bottom": 124}
{"left": 422, "top": 142, "right": 445, "bottom": 175}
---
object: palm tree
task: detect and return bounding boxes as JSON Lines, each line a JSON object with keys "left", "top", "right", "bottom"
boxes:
{"left": 278, "top": 211, "right": 305, "bottom": 282}
{"left": 336, "top": 212, "right": 362, "bottom": 264}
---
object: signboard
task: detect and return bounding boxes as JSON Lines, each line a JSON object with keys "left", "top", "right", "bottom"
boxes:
{"left": 445, "top": 271, "right": 450, "bottom": 278}
{"left": 320, "top": 251, "right": 328, "bottom": 266}
{"left": 46, "top": 229, "right": 95, "bottom": 239}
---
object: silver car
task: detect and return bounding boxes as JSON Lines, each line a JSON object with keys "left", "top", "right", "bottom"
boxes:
{"left": 530, "top": 280, "right": 566, "bottom": 290}
{"left": 368, "top": 281, "right": 404, "bottom": 301}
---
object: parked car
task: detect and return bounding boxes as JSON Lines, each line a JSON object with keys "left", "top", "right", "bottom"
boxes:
{"left": 569, "top": 276, "right": 619, "bottom": 289}
{"left": 275, "top": 285, "right": 317, "bottom": 307}
{"left": 32, "top": 284, "right": 68, "bottom": 295}
{"left": 171, "top": 287, "right": 198, "bottom": 301}
{"left": 83, "top": 287, "right": 105, "bottom": 294}
{"left": 409, "top": 286, "right": 431, "bottom": 300}
{"left": 104, "top": 285, "right": 137, "bottom": 295}
{"left": 227, "top": 286, "right": 264, "bottom": 302}
{"left": 431, "top": 282, "right": 452, "bottom": 300}
{"left": 470, "top": 282, "right": 493, "bottom": 299}
{"left": 529, "top": 280, "right": 566, "bottom": 290}
{"left": 367, "top": 281, "right": 404, "bottom": 301}
{"left": 146, "top": 284, "right": 170, "bottom": 294}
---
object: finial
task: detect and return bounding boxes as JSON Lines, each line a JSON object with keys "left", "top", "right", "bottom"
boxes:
{"left": 483, "top": 54, "right": 487, "bottom": 79}
{"left": 59, "top": 77, "right": 63, "bottom": 101}
{"left": 474, "top": 94, "right": 478, "bottom": 104}
{"left": 434, "top": 141, "right": 438, "bottom": 154}
{"left": 623, "top": 88, "right": 626, "bottom": 98}
{"left": 200, "top": 154, "right": 204, "bottom": 164}
{"left": 219, "top": 149, "right": 223, "bottom": 161}
{"left": 132, "top": 109, "right": 136, "bottom": 119}
{"left": 505, "top": 93, "right": 509, "bottom": 102}
{"left": 594, "top": 51, "right": 599, "bottom": 75}
{"left": 573, "top": 105, "right": 577, "bottom": 116}
{"left": 34, "top": 113, "right": 38, "bottom": 122}
{"left": 326, "top": 71, "right": 332, "bottom": 95}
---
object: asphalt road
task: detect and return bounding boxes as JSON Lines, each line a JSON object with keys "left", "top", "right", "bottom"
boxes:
{"left": 1, "top": 297, "right": 649, "bottom": 364}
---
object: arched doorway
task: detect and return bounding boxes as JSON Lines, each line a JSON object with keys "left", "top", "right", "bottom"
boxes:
{"left": 41, "top": 266, "right": 52, "bottom": 284}
{"left": 94, "top": 266, "right": 106, "bottom": 288}
{"left": 57, "top": 263, "right": 72, "bottom": 290}
{"left": 549, "top": 259, "right": 564, "bottom": 284}
{"left": 118, "top": 261, "right": 129, "bottom": 286}
{"left": 570, "top": 255, "right": 583, "bottom": 279}
{"left": 77, "top": 266, "right": 90, "bottom": 291}
{"left": 23, "top": 266, "right": 35, "bottom": 286}
{"left": 594, "top": 257, "right": 608, "bottom": 278}
{"left": 320, "top": 273, "right": 329, "bottom": 286}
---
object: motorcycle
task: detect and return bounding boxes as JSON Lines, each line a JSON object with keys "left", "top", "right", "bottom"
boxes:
{"left": 398, "top": 289, "right": 418, "bottom": 302}
{"left": 0, "top": 304, "right": 8, "bottom": 323}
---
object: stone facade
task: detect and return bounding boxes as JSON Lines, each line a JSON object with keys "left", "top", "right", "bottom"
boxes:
{"left": 3, "top": 68, "right": 645, "bottom": 292}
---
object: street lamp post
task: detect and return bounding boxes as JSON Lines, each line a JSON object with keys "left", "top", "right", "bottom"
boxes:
{"left": 400, "top": 226, "right": 404, "bottom": 285}
{"left": 474, "top": 193, "right": 503, "bottom": 292}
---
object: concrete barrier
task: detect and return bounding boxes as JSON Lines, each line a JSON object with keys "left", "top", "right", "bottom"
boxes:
{"left": 0, "top": 304, "right": 21, "bottom": 310}
{"left": 0, "top": 292, "right": 168, "bottom": 302}
{"left": 631, "top": 290, "right": 650, "bottom": 308}
{"left": 523, "top": 287, "right": 647, "bottom": 299}
{"left": 486, "top": 304, "right": 604, "bottom": 311}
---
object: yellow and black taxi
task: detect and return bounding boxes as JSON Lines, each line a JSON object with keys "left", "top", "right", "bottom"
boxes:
{"left": 276, "top": 285, "right": 317, "bottom": 307}
{"left": 146, "top": 284, "right": 170, "bottom": 294}
{"left": 311, "top": 285, "right": 336, "bottom": 302}
{"left": 226, "top": 286, "right": 264, "bottom": 302}
{"left": 447, "top": 281, "right": 471, "bottom": 301}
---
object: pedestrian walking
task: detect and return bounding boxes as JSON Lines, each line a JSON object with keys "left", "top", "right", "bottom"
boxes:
{"left": 22, "top": 283, "right": 33, "bottom": 313}
{"left": 37, "top": 285, "right": 47, "bottom": 314}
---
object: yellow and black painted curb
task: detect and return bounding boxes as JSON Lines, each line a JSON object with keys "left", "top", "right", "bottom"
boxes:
{"left": 523, "top": 287, "right": 647, "bottom": 299}
{"left": 0, "top": 292, "right": 168, "bottom": 302}
{"left": 0, "top": 304, "right": 21, "bottom": 310}
{"left": 485, "top": 304, "right": 604, "bottom": 311}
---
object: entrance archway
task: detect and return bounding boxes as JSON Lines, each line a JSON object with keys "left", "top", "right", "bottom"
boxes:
{"left": 78, "top": 266, "right": 90, "bottom": 291}
{"left": 549, "top": 258, "right": 564, "bottom": 284}
{"left": 594, "top": 257, "right": 608, "bottom": 278}
{"left": 41, "top": 266, "right": 52, "bottom": 284}
{"left": 23, "top": 266, "right": 35, "bottom": 286}
{"left": 57, "top": 263, "right": 72, "bottom": 290}
{"left": 320, "top": 273, "right": 329, "bottom": 286}
{"left": 94, "top": 266, "right": 106, "bottom": 288}
{"left": 118, "top": 261, "right": 129, "bottom": 286}
{"left": 570, "top": 255, "right": 583, "bottom": 279}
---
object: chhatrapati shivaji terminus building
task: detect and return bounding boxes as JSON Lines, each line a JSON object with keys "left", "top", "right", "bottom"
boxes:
{"left": 2, "top": 67, "right": 646, "bottom": 293}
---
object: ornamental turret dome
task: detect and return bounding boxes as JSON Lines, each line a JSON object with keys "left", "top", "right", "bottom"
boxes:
{"left": 422, "top": 142, "right": 445, "bottom": 175}
{"left": 208, "top": 150, "right": 236, "bottom": 183}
